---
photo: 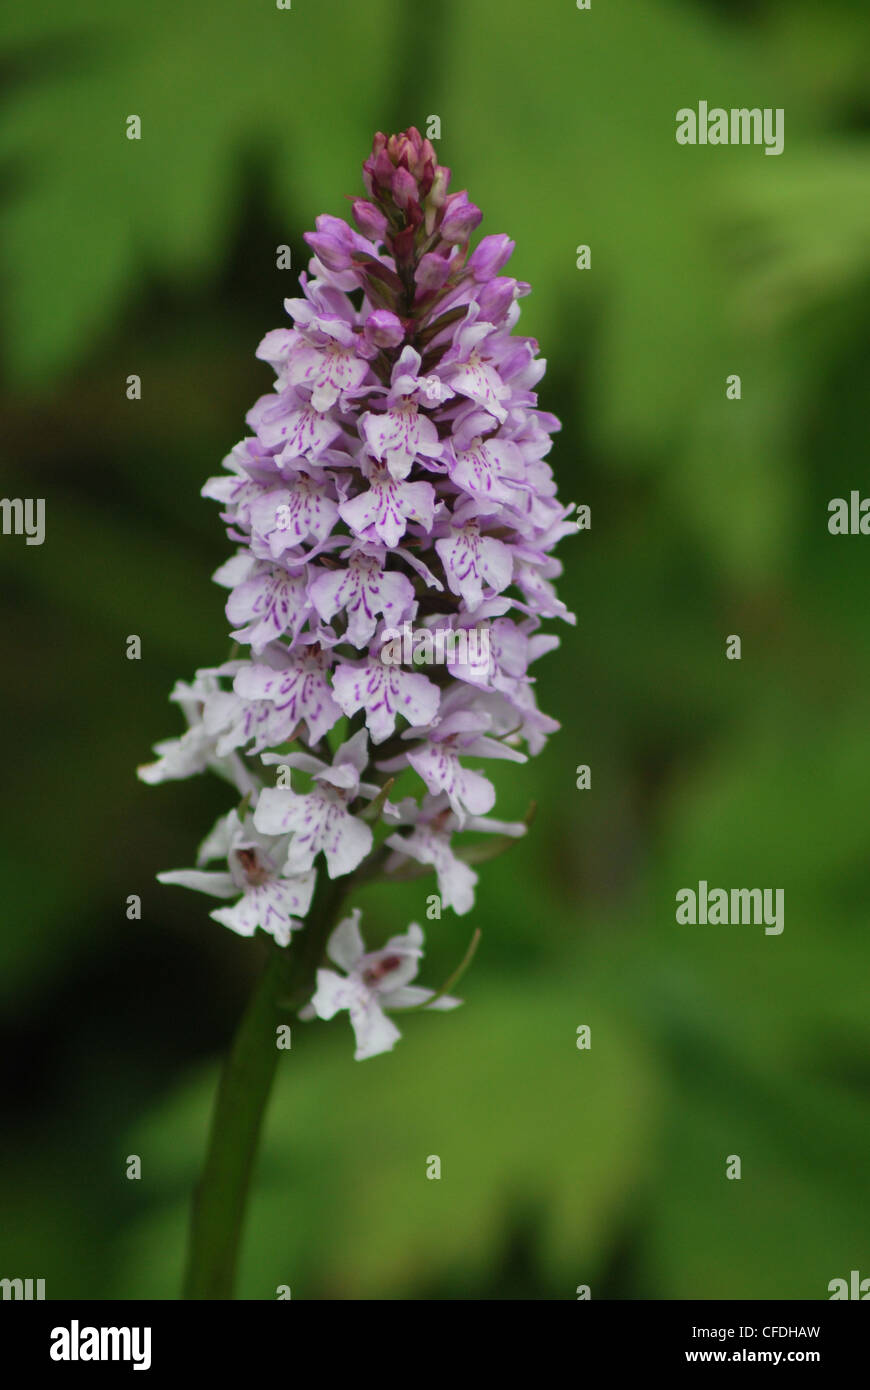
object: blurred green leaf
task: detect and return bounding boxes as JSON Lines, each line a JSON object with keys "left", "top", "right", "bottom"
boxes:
{"left": 116, "top": 971, "right": 659, "bottom": 1298}
{"left": 0, "top": 0, "right": 399, "bottom": 379}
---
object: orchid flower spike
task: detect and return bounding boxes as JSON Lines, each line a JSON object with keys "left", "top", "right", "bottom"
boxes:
{"left": 140, "top": 128, "right": 574, "bottom": 1058}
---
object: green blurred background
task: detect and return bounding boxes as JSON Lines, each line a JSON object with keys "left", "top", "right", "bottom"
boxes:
{"left": 2, "top": 0, "right": 870, "bottom": 1300}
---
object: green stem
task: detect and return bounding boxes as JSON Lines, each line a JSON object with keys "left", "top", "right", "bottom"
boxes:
{"left": 181, "top": 872, "right": 348, "bottom": 1299}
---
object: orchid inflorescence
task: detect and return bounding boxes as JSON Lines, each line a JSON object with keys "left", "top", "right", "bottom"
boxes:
{"left": 140, "top": 128, "right": 574, "bottom": 1060}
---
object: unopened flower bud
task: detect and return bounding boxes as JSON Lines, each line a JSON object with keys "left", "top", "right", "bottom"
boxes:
{"left": 415, "top": 251, "right": 452, "bottom": 294}
{"left": 440, "top": 190, "right": 482, "bottom": 244}
{"left": 469, "top": 233, "right": 515, "bottom": 282}
{"left": 352, "top": 199, "right": 388, "bottom": 240}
